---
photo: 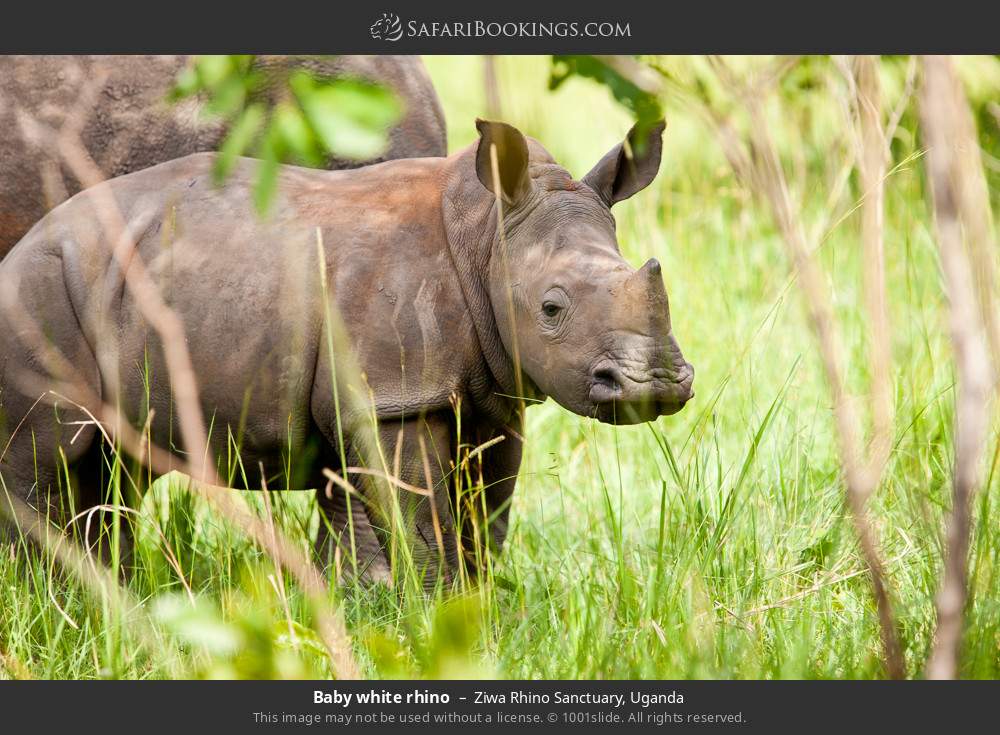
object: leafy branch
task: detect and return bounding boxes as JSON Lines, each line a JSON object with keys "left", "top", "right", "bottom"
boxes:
{"left": 549, "top": 55, "right": 664, "bottom": 148}
{"left": 170, "top": 55, "right": 402, "bottom": 213}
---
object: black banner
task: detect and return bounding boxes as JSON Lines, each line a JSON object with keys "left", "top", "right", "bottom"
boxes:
{"left": 0, "top": 1, "right": 997, "bottom": 53}
{"left": 0, "top": 680, "right": 996, "bottom": 732}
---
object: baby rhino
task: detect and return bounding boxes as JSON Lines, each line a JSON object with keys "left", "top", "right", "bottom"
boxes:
{"left": 0, "top": 119, "right": 694, "bottom": 586}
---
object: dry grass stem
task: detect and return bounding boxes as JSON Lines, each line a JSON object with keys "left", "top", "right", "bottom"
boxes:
{"left": 919, "top": 55, "right": 997, "bottom": 680}
{"left": 707, "top": 54, "right": 906, "bottom": 678}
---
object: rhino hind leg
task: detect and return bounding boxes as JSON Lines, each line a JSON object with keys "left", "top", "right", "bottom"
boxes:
{"left": 0, "top": 459, "right": 60, "bottom": 553}
{"left": 0, "top": 401, "right": 117, "bottom": 563}
{"left": 0, "top": 279, "right": 111, "bottom": 564}
{"left": 71, "top": 439, "right": 135, "bottom": 571}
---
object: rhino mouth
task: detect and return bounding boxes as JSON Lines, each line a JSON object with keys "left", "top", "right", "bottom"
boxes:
{"left": 590, "top": 398, "right": 689, "bottom": 425}
{"left": 588, "top": 360, "right": 694, "bottom": 425}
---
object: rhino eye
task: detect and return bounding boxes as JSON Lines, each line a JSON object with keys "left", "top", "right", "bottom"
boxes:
{"left": 539, "top": 288, "right": 570, "bottom": 328}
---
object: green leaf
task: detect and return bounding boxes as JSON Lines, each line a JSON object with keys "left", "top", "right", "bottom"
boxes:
{"left": 253, "top": 128, "right": 281, "bottom": 215}
{"left": 273, "top": 102, "right": 324, "bottom": 167}
{"left": 152, "top": 594, "right": 243, "bottom": 656}
{"left": 213, "top": 103, "right": 265, "bottom": 183}
{"left": 229, "top": 55, "right": 255, "bottom": 75}
{"left": 196, "top": 55, "right": 235, "bottom": 90}
{"left": 204, "top": 75, "right": 248, "bottom": 119}
{"left": 293, "top": 74, "right": 402, "bottom": 161}
{"left": 273, "top": 621, "right": 330, "bottom": 659}
{"left": 169, "top": 66, "right": 200, "bottom": 101}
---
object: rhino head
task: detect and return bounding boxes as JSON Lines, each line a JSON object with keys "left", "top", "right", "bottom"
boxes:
{"left": 472, "top": 119, "right": 694, "bottom": 425}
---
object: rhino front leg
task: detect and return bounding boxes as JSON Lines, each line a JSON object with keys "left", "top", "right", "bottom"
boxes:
{"left": 314, "top": 468, "right": 393, "bottom": 586}
{"left": 378, "top": 414, "right": 462, "bottom": 591}
{"left": 459, "top": 420, "right": 524, "bottom": 569}
{"left": 315, "top": 413, "right": 461, "bottom": 591}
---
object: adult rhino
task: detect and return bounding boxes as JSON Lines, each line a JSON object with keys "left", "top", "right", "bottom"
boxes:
{"left": 0, "top": 119, "right": 693, "bottom": 586}
{"left": 0, "top": 55, "right": 447, "bottom": 258}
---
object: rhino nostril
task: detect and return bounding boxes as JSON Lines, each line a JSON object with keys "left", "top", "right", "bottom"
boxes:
{"left": 673, "top": 362, "right": 694, "bottom": 386}
{"left": 591, "top": 365, "right": 622, "bottom": 394}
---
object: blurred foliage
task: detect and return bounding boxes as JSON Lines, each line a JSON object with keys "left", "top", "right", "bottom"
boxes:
{"left": 361, "top": 594, "right": 491, "bottom": 679}
{"left": 133, "top": 475, "right": 491, "bottom": 680}
{"left": 152, "top": 563, "right": 328, "bottom": 679}
{"left": 564, "top": 54, "right": 999, "bottom": 207}
{"left": 170, "top": 55, "right": 402, "bottom": 213}
{"left": 549, "top": 55, "right": 663, "bottom": 148}
{"left": 957, "top": 56, "right": 1000, "bottom": 209}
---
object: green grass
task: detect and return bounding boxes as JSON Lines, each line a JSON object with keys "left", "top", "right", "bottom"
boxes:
{"left": 1, "top": 55, "right": 998, "bottom": 680}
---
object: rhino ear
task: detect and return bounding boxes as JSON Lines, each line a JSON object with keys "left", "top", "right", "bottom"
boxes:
{"left": 475, "top": 119, "right": 532, "bottom": 206}
{"left": 583, "top": 120, "right": 665, "bottom": 206}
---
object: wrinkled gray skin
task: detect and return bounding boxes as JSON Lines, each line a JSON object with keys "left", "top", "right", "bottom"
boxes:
{"left": 0, "top": 55, "right": 447, "bottom": 258}
{"left": 0, "top": 120, "right": 693, "bottom": 586}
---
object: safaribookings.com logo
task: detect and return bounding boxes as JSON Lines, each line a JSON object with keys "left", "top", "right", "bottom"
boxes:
{"left": 369, "top": 13, "right": 631, "bottom": 41}
{"left": 370, "top": 13, "right": 404, "bottom": 41}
